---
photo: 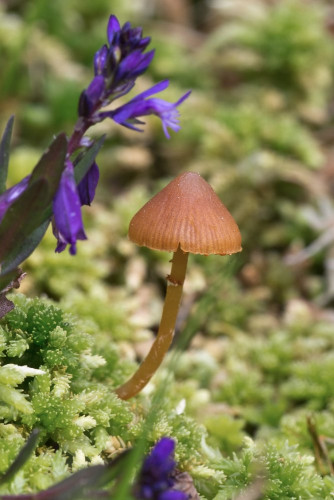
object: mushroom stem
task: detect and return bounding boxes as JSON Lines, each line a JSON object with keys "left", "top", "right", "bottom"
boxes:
{"left": 115, "top": 246, "right": 189, "bottom": 400}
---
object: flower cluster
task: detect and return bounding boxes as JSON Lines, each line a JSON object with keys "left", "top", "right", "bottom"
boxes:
{"left": 135, "top": 438, "right": 188, "bottom": 500}
{"left": 0, "top": 15, "right": 190, "bottom": 256}
{"left": 73, "top": 16, "right": 190, "bottom": 143}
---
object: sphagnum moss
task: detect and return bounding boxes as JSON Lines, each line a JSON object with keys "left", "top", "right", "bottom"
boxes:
{"left": 0, "top": 294, "right": 218, "bottom": 496}
{"left": 0, "top": 294, "right": 131, "bottom": 488}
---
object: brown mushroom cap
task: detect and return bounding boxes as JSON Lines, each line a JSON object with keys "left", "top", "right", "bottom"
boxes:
{"left": 128, "top": 172, "right": 242, "bottom": 255}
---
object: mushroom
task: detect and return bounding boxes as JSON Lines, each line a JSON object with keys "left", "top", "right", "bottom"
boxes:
{"left": 115, "top": 171, "right": 242, "bottom": 400}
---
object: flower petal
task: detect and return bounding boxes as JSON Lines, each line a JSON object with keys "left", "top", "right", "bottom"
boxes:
{"left": 52, "top": 161, "right": 86, "bottom": 255}
{"left": 160, "top": 491, "right": 188, "bottom": 500}
{"left": 106, "top": 87, "right": 191, "bottom": 138}
{"left": 94, "top": 44, "right": 108, "bottom": 75}
{"left": 107, "top": 15, "right": 121, "bottom": 44}
{"left": 78, "top": 76, "right": 105, "bottom": 117}
{"left": 77, "top": 161, "right": 100, "bottom": 206}
{"left": 131, "top": 80, "right": 170, "bottom": 102}
{"left": 115, "top": 50, "right": 155, "bottom": 82}
{"left": 135, "top": 438, "right": 187, "bottom": 500}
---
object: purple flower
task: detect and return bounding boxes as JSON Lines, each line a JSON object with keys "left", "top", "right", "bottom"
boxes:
{"left": 0, "top": 14, "right": 192, "bottom": 259}
{"left": 0, "top": 163, "right": 89, "bottom": 256}
{"left": 72, "top": 14, "right": 190, "bottom": 148}
{"left": 94, "top": 45, "right": 109, "bottom": 76}
{"left": 115, "top": 49, "right": 155, "bottom": 83}
{"left": 0, "top": 176, "right": 30, "bottom": 223}
{"left": 77, "top": 161, "right": 99, "bottom": 206}
{"left": 135, "top": 438, "right": 188, "bottom": 500}
{"left": 52, "top": 161, "right": 87, "bottom": 255}
{"left": 77, "top": 15, "right": 154, "bottom": 122}
{"left": 104, "top": 80, "right": 191, "bottom": 138}
{"left": 63, "top": 13, "right": 191, "bottom": 251}
{"left": 107, "top": 14, "right": 121, "bottom": 44}
{"left": 78, "top": 76, "right": 105, "bottom": 118}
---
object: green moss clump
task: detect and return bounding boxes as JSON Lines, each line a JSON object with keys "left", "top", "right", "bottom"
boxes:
{"left": 0, "top": 295, "right": 224, "bottom": 497}
{"left": 209, "top": 439, "right": 328, "bottom": 499}
{"left": 0, "top": 294, "right": 134, "bottom": 493}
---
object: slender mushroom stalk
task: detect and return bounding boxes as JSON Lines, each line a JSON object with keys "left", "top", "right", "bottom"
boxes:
{"left": 115, "top": 246, "right": 188, "bottom": 400}
{"left": 115, "top": 172, "right": 242, "bottom": 400}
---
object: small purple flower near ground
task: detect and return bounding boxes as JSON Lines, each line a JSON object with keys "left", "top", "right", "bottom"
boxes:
{"left": 135, "top": 438, "right": 188, "bottom": 500}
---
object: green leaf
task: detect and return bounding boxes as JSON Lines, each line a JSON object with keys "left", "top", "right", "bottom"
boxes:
{"left": 0, "top": 179, "right": 50, "bottom": 263}
{"left": 0, "top": 220, "right": 50, "bottom": 275}
{"left": 46, "top": 450, "right": 130, "bottom": 500}
{"left": 0, "top": 134, "right": 104, "bottom": 273}
{"left": 0, "top": 134, "right": 67, "bottom": 266}
{"left": 29, "top": 133, "right": 68, "bottom": 193}
{"left": 0, "top": 429, "right": 40, "bottom": 486}
{"left": 0, "top": 450, "right": 131, "bottom": 499}
{"left": 0, "top": 116, "right": 14, "bottom": 194}
{"left": 73, "top": 135, "right": 105, "bottom": 185}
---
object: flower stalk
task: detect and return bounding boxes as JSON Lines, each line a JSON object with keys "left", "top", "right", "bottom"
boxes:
{"left": 0, "top": 14, "right": 190, "bottom": 258}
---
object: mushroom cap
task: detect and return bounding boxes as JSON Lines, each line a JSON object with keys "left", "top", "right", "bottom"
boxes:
{"left": 128, "top": 172, "right": 242, "bottom": 255}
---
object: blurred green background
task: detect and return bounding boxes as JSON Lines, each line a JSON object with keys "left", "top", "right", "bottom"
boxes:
{"left": 3, "top": 0, "right": 334, "bottom": 497}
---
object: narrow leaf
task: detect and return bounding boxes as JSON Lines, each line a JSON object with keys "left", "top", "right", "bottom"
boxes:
{"left": 0, "top": 179, "right": 50, "bottom": 262}
{"left": 29, "top": 133, "right": 68, "bottom": 191}
{"left": 73, "top": 136, "right": 105, "bottom": 185}
{"left": 0, "top": 133, "right": 67, "bottom": 265}
{"left": 47, "top": 450, "right": 130, "bottom": 500}
{"left": 0, "top": 116, "right": 14, "bottom": 194}
{"left": 0, "top": 429, "right": 40, "bottom": 486}
{"left": 0, "top": 450, "right": 130, "bottom": 500}
{"left": 0, "top": 220, "right": 50, "bottom": 275}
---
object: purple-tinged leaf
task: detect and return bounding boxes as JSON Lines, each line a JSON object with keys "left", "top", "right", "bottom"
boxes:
{"left": 0, "top": 134, "right": 67, "bottom": 264}
{"left": 0, "top": 176, "right": 30, "bottom": 223}
{"left": 29, "top": 133, "right": 67, "bottom": 190}
{"left": 0, "top": 219, "right": 49, "bottom": 275}
{"left": 0, "top": 115, "right": 14, "bottom": 194}
{"left": 0, "top": 178, "right": 50, "bottom": 263}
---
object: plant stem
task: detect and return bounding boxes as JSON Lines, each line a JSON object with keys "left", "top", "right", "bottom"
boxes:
{"left": 115, "top": 246, "right": 189, "bottom": 400}
{"left": 67, "top": 118, "right": 90, "bottom": 156}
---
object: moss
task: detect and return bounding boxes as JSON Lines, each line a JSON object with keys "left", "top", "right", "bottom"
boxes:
{"left": 0, "top": 294, "right": 132, "bottom": 491}
{"left": 1, "top": 0, "right": 334, "bottom": 497}
{"left": 0, "top": 295, "right": 220, "bottom": 496}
